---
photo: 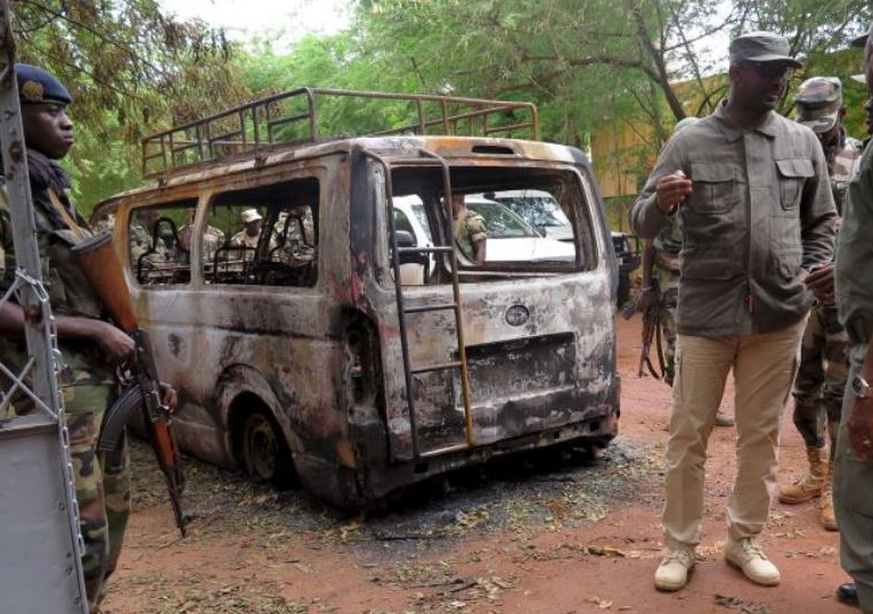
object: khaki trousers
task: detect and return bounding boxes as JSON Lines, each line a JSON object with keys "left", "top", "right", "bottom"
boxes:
{"left": 663, "top": 319, "right": 805, "bottom": 548}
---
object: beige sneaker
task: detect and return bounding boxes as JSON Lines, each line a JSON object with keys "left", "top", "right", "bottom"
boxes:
{"left": 654, "top": 547, "right": 695, "bottom": 591}
{"left": 724, "top": 537, "right": 780, "bottom": 586}
{"left": 715, "top": 412, "right": 734, "bottom": 427}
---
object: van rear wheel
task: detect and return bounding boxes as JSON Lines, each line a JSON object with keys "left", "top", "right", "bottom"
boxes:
{"left": 240, "top": 410, "right": 295, "bottom": 488}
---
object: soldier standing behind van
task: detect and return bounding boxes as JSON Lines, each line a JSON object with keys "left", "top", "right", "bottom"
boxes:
{"left": 178, "top": 211, "right": 225, "bottom": 265}
{"left": 230, "top": 208, "right": 265, "bottom": 262}
{"left": 274, "top": 203, "right": 315, "bottom": 265}
{"left": 779, "top": 77, "right": 861, "bottom": 531}
{"left": 451, "top": 194, "right": 487, "bottom": 265}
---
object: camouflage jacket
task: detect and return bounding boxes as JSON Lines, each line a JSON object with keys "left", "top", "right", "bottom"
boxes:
{"left": 274, "top": 211, "right": 315, "bottom": 265}
{"left": 828, "top": 133, "right": 864, "bottom": 216}
{"left": 179, "top": 223, "right": 225, "bottom": 265}
{"left": 0, "top": 155, "right": 113, "bottom": 385}
{"left": 453, "top": 207, "right": 487, "bottom": 258}
{"left": 652, "top": 213, "right": 682, "bottom": 275}
{"left": 230, "top": 229, "right": 275, "bottom": 262}
{"left": 201, "top": 226, "right": 226, "bottom": 265}
{"left": 129, "top": 223, "right": 170, "bottom": 266}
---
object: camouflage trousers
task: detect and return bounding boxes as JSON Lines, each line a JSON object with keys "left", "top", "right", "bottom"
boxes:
{"left": 64, "top": 377, "right": 129, "bottom": 614}
{"left": 791, "top": 302, "right": 850, "bottom": 457}
{"left": 660, "top": 287, "right": 678, "bottom": 384}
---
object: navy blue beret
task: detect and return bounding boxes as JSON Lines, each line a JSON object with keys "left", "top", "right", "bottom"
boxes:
{"left": 15, "top": 64, "right": 72, "bottom": 105}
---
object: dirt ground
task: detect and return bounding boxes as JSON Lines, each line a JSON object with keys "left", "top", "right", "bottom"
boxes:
{"left": 105, "top": 316, "right": 855, "bottom": 614}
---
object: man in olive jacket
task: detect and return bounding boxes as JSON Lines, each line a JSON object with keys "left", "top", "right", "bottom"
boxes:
{"left": 630, "top": 32, "right": 837, "bottom": 592}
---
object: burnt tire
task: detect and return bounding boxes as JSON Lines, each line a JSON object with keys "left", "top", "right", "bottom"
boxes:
{"left": 240, "top": 410, "right": 296, "bottom": 489}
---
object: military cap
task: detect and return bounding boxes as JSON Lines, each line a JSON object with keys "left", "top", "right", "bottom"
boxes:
{"left": 729, "top": 31, "right": 803, "bottom": 68}
{"left": 794, "top": 77, "right": 843, "bottom": 133}
{"left": 15, "top": 64, "right": 72, "bottom": 105}
{"left": 240, "top": 208, "right": 262, "bottom": 224}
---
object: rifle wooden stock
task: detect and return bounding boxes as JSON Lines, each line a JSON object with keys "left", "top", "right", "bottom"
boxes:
{"left": 72, "top": 231, "right": 189, "bottom": 537}
{"left": 71, "top": 232, "right": 138, "bottom": 333}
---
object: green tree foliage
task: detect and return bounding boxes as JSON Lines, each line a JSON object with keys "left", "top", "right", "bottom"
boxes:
{"left": 238, "top": 0, "right": 871, "bottom": 169}
{"left": 10, "top": 0, "right": 246, "bottom": 209}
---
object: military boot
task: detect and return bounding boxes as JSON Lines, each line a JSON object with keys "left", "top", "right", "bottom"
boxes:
{"left": 819, "top": 462, "right": 838, "bottom": 531}
{"left": 778, "top": 446, "right": 827, "bottom": 504}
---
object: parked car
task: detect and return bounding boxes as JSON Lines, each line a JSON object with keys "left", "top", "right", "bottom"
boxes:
{"left": 485, "top": 188, "right": 639, "bottom": 305}
{"left": 393, "top": 195, "right": 576, "bottom": 268}
{"left": 485, "top": 188, "right": 574, "bottom": 242}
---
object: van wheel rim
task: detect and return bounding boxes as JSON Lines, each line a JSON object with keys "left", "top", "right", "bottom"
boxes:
{"left": 244, "top": 414, "right": 276, "bottom": 481}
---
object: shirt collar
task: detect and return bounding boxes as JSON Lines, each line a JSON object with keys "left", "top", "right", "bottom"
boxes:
{"left": 714, "top": 100, "right": 779, "bottom": 141}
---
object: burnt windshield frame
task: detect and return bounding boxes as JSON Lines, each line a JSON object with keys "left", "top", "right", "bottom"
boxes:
{"left": 388, "top": 164, "right": 595, "bottom": 277}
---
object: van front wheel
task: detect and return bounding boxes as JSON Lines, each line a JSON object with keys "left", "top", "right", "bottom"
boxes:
{"left": 240, "top": 410, "right": 296, "bottom": 488}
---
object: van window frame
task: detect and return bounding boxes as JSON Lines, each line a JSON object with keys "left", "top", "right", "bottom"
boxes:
{"left": 124, "top": 163, "right": 329, "bottom": 293}
{"left": 124, "top": 197, "right": 200, "bottom": 289}
{"left": 201, "top": 178, "right": 321, "bottom": 289}
{"left": 380, "top": 161, "right": 599, "bottom": 285}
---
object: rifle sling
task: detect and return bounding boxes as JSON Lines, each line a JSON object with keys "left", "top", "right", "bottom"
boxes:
{"left": 46, "top": 188, "right": 89, "bottom": 242}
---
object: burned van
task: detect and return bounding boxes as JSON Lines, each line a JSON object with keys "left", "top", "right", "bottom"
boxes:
{"left": 92, "top": 89, "right": 620, "bottom": 507}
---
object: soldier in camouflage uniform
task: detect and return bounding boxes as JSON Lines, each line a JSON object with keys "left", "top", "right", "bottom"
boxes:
{"left": 639, "top": 117, "right": 735, "bottom": 426}
{"left": 273, "top": 204, "right": 315, "bottom": 265}
{"left": 451, "top": 194, "right": 487, "bottom": 265}
{"left": 644, "top": 214, "right": 681, "bottom": 382}
{"left": 128, "top": 208, "right": 170, "bottom": 269}
{"left": 178, "top": 211, "right": 225, "bottom": 267}
{"left": 779, "top": 77, "right": 862, "bottom": 531}
{"left": 0, "top": 65, "right": 175, "bottom": 613}
{"left": 230, "top": 208, "right": 268, "bottom": 262}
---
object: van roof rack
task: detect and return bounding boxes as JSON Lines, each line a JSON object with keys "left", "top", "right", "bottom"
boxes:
{"left": 141, "top": 87, "right": 540, "bottom": 179}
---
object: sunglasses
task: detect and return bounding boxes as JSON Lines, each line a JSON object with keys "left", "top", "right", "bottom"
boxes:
{"left": 742, "top": 61, "right": 794, "bottom": 79}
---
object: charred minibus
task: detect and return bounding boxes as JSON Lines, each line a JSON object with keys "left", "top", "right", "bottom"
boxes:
{"left": 92, "top": 89, "right": 620, "bottom": 507}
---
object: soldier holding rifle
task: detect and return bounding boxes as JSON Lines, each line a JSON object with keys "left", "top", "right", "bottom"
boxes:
{"left": 0, "top": 65, "right": 180, "bottom": 613}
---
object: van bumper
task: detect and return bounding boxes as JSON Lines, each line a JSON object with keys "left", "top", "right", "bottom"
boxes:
{"left": 295, "top": 390, "right": 619, "bottom": 509}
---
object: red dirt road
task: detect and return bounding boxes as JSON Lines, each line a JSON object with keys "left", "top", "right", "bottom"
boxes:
{"left": 105, "top": 316, "right": 855, "bottom": 614}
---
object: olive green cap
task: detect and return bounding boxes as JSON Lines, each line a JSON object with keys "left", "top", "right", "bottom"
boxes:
{"left": 794, "top": 77, "right": 842, "bottom": 133}
{"left": 729, "top": 31, "right": 802, "bottom": 68}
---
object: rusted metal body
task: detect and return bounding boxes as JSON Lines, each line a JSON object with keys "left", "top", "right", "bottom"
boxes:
{"left": 95, "top": 132, "right": 619, "bottom": 508}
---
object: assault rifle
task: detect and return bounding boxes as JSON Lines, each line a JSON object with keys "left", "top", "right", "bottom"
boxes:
{"left": 620, "top": 280, "right": 666, "bottom": 380}
{"left": 72, "top": 232, "right": 189, "bottom": 537}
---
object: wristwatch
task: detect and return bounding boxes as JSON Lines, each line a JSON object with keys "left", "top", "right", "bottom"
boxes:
{"left": 852, "top": 375, "right": 871, "bottom": 400}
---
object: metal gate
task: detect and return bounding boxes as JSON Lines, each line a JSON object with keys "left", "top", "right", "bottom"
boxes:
{"left": 0, "top": 0, "right": 89, "bottom": 611}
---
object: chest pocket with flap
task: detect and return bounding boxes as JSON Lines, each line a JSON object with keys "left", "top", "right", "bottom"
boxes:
{"left": 776, "top": 158, "right": 813, "bottom": 211}
{"left": 689, "top": 162, "right": 738, "bottom": 214}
